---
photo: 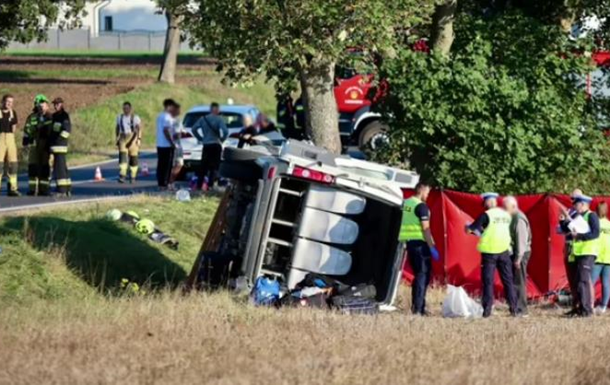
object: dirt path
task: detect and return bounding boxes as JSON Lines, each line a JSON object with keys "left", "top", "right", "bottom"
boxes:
{"left": 0, "top": 55, "right": 213, "bottom": 120}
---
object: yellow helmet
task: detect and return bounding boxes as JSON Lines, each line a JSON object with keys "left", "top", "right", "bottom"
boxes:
{"left": 135, "top": 219, "right": 155, "bottom": 235}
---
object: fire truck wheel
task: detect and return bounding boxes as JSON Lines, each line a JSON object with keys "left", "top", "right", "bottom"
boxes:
{"left": 358, "top": 121, "right": 389, "bottom": 151}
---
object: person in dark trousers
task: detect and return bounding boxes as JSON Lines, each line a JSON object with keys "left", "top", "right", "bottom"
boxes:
{"left": 192, "top": 102, "right": 228, "bottom": 191}
{"left": 466, "top": 192, "right": 518, "bottom": 318}
{"left": 50, "top": 97, "right": 72, "bottom": 196}
{"left": 277, "top": 94, "right": 300, "bottom": 139}
{"left": 565, "top": 194, "right": 600, "bottom": 317}
{"left": 294, "top": 96, "right": 306, "bottom": 138}
{"left": 23, "top": 95, "right": 53, "bottom": 196}
{"left": 593, "top": 202, "right": 610, "bottom": 314}
{"left": 503, "top": 195, "right": 532, "bottom": 315}
{"left": 559, "top": 189, "right": 585, "bottom": 316}
{"left": 155, "top": 99, "right": 179, "bottom": 190}
{"left": 399, "top": 182, "right": 440, "bottom": 315}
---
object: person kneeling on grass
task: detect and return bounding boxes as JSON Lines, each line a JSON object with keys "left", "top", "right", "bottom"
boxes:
{"left": 593, "top": 202, "right": 610, "bottom": 314}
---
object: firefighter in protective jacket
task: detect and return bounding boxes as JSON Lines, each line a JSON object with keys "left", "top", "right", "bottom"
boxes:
{"left": 23, "top": 95, "right": 53, "bottom": 196}
{"left": 50, "top": 97, "right": 72, "bottom": 196}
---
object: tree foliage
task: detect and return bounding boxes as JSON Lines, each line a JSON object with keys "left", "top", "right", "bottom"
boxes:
{"left": 376, "top": 11, "right": 610, "bottom": 194}
{"left": 185, "top": 0, "right": 437, "bottom": 152}
{"left": 0, "top": 0, "right": 87, "bottom": 50}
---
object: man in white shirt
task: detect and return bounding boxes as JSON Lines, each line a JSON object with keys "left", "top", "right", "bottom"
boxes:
{"left": 156, "top": 99, "right": 179, "bottom": 189}
{"left": 116, "top": 101, "right": 142, "bottom": 183}
{"left": 169, "top": 104, "right": 184, "bottom": 190}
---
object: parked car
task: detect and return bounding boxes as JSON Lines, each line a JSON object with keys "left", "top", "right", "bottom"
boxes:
{"left": 188, "top": 141, "right": 419, "bottom": 310}
{"left": 181, "top": 104, "right": 261, "bottom": 172}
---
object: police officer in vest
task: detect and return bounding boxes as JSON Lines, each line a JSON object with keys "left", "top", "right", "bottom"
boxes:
{"left": 559, "top": 189, "right": 584, "bottom": 316}
{"left": 23, "top": 95, "right": 53, "bottom": 196}
{"left": 116, "top": 101, "right": 142, "bottom": 183}
{"left": 399, "top": 182, "right": 440, "bottom": 315}
{"left": 593, "top": 202, "right": 610, "bottom": 314}
{"left": 466, "top": 192, "right": 518, "bottom": 317}
{"left": 567, "top": 194, "right": 600, "bottom": 317}
{"left": 50, "top": 97, "right": 72, "bottom": 196}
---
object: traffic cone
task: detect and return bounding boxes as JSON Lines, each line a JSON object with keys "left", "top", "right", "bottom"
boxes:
{"left": 141, "top": 162, "right": 150, "bottom": 177}
{"left": 94, "top": 166, "right": 103, "bottom": 182}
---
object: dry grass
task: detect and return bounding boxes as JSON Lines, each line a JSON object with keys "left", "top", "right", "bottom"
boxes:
{"left": 1, "top": 287, "right": 610, "bottom": 385}
{"left": 1, "top": 198, "right": 609, "bottom": 385}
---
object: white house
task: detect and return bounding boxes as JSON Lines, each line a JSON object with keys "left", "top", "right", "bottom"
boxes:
{"left": 11, "top": 0, "right": 193, "bottom": 52}
{"left": 69, "top": 0, "right": 167, "bottom": 37}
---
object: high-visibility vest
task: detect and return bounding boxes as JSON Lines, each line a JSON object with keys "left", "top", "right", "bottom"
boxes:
{"left": 574, "top": 212, "right": 600, "bottom": 258}
{"left": 399, "top": 197, "right": 425, "bottom": 242}
{"left": 598, "top": 217, "right": 610, "bottom": 264}
{"left": 478, "top": 207, "right": 512, "bottom": 254}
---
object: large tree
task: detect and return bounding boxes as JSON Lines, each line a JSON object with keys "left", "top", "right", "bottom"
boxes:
{"left": 157, "top": 0, "right": 189, "bottom": 84}
{"left": 376, "top": 9, "right": 610, "bottom": 194}
{"left": 0, "top": 0, "right": 87, "bottom": 50}
{"left": 186, "top": 0, "right": 436, "bottom": 153}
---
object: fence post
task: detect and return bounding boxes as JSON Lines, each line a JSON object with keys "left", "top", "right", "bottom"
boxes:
{"left": 88, "top": 27, "right": 91, "bottom": 50}
{"left": 148, "top": 33, "right": 152, "bottom": 51}
{"left": 57, "top": 29, "right": 61, "bottom": 50}
{"left": 118, "top": 32, "right": 122, "bottom": 50}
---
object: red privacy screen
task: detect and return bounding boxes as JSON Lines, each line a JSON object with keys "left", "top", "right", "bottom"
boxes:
{"left": 402, "top": 190, "right": 610, "bottom": 298}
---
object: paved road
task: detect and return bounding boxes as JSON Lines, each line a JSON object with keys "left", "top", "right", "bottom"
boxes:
{"left": 0, "top": 152, "right": 161, "bottom": 213}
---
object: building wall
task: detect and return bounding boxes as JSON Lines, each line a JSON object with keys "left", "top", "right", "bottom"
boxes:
{"left": 99, "top": 0, "right": 166, "bottom": 33}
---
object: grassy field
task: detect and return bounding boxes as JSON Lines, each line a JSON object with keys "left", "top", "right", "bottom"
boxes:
{"left": 0, "top": 196, "right": 218, "bottom": 304}
{"left": 2, "top": 197, "right": 610, "bottom": 384}
{"left": 0, "top": 52, "right": 276, "bottom": 168}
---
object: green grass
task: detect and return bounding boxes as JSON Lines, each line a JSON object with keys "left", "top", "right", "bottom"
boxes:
{"left": 71, "top": 79, "right": 276, "bottom": 153}
{"left": 0, "top": 195, "right": 218, "bottom": 305}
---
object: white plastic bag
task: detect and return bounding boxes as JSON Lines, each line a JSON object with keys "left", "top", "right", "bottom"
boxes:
{"left": 442, "top": 285, "right": 483, "bottom": 318}
{"left": 176, "top": 189, "right": 191, "bottom": 202}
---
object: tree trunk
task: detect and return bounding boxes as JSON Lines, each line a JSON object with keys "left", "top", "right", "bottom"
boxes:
{"left": 430, "top": 0, "right": 457, "bottom": 56}
{"left": 299, "top": 60, "right": 342, "bottom": 154}
{"left": 158, "top": 11, "right": 182, "bottom": 84}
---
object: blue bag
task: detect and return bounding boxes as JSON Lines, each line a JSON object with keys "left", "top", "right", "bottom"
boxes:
{"left": 251, "top": 277, "right": 280, "bottom": 306}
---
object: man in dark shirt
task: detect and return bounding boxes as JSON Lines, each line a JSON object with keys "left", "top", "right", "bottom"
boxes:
{"left": 50, "top": 97, "right": 72, "bottom": 196}
{"left": 0, "top": 94, "right": 20, "bottom": 196}
{"left": 399, "top": 182, "right": 440, "bottom": 315}
{"left": 24, "top": 95, "right": 53, "bottom": 196}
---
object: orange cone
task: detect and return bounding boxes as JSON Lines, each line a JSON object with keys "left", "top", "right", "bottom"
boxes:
{"left": 141, "top": 162, "right": 150, "bottom": 177}
{"left": 94, "top": 166, "right": 103, "bottom": 182}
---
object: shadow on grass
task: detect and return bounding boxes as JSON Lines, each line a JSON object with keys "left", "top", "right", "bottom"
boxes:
{"left": 1, "top": 216, "right": 186, "bottom": 293}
